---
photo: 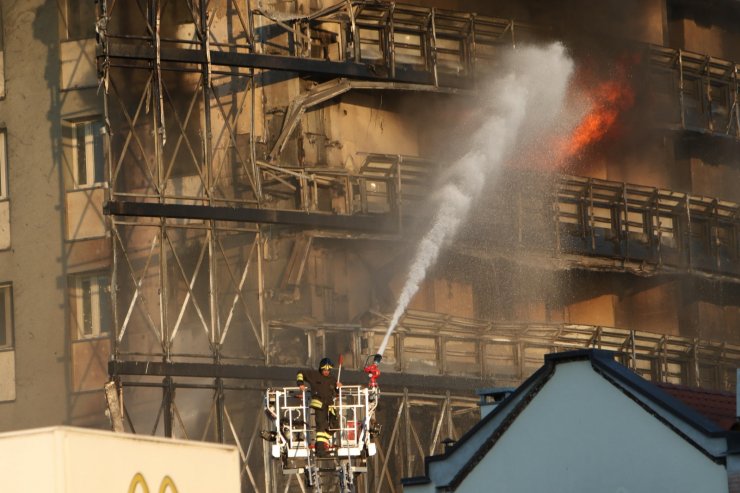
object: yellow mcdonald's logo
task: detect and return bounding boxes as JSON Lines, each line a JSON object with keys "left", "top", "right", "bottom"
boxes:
{"left": 128, "top": 472, "right": 179, "bottom": 493}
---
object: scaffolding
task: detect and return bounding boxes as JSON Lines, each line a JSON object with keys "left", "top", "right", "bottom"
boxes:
{"left": 369, "top": 310, "right": 740, "bottom": 390}
{"left": 650, "top": 45, "right": 740, "bottom": 138}
{"left": 97, "top": 2, "right": 529, "bottom": 490}
{"left": 95, "top": 1, "right": 740, "bottom": 491}
{"left": 556, "top": 175, "right": 740, "bottom": 278}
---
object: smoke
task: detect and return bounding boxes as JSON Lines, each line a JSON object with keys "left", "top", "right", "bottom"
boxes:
{"left": 377, "top": 43, "right": 575, "bottom": 356}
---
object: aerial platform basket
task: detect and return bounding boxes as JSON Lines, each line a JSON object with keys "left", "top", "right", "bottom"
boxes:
{"left": 264, "top": 385, "right": 378, "bottom": 460}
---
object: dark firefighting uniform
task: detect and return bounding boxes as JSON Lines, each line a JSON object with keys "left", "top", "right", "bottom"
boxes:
{"left": 296, "top": 369, "right": 338, "bottom": 449}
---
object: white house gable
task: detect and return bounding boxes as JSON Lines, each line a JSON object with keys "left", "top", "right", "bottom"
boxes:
{"left": 459, "top": 360, "right": 729, "bottom": 493}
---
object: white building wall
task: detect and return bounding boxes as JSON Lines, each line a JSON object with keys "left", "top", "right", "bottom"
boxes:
{"left": 0, "top": 426, "right": 241, "bottom": 493}
{"left": 457, "top": 361, "right": 728, "bottom": 493}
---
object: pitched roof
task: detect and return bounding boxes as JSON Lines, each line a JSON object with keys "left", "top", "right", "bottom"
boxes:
{"left": 657, "top": 382, "right": 737, "bottom": 431}
{"left": 402, "top": 349, "right": 739, "bottom": 491}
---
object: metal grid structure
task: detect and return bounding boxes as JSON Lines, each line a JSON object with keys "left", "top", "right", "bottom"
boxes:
{"left": 96, "top": 2, "right": 528, "bottom": 490}
{"left": 649, "top": 45, "right": 740, "bottom": 137}
{"left": 556, "top": 175, "right": 740, "bottom": 277}
{"left": 107, "top": 313, "right": 740, "bottom": 490}
{"left": 370, "top": 310, "right": 740, "bottom": 390}
{"left": 95, "top": 1, "right": 740, "bottom": 491}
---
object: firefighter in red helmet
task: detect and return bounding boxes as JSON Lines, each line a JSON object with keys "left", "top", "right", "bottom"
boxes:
{"left": 297, "top": 357, "right": 342, "bottom": 457}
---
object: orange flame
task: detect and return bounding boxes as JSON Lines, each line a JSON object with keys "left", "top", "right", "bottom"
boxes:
{"left": 562, "top": 64, "right": 636, "bottom": 161}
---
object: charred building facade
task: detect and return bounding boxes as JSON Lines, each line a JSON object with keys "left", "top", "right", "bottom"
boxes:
{"left": 0, "top": 0, "right": 740, "bottom": 491}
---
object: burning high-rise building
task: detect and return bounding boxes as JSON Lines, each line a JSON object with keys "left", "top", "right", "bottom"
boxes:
{"left": 0, "top": 0, "right": 739, "bottom": 491}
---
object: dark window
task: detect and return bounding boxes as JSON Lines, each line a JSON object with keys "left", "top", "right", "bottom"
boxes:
{"left": 67, "top": 0, "right": 96, "bottom": 40}
{"left": 0, "top": 130, "right": 6, "bottom": 198}
{"left": 0, "top": 284, "right": 12, "bottom": 348}
{"left": 0, "top": 7, "right": 4, "bottom": 51}
{"left": 162, "top": 1, "right": 193, "bottom": 25}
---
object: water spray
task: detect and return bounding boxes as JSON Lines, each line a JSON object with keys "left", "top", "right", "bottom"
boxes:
{"left": 377, "top": 44, "right": 575, "bottom": 357}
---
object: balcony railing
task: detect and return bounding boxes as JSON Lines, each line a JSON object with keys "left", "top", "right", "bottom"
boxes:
{"left": 556, "top": 176, "right": 740, "bottom": 277}
{"left": 271, "top": 309, "right": 740, "bottom": 392}
{"left": 649, "top": 45, "right": 740, "bottom": 139}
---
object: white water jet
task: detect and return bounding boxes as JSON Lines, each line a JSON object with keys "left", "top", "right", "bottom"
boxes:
{"left": 377, "top": 43, "right": 575, "bottom": 357}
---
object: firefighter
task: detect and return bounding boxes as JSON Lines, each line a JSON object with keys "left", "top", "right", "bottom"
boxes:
{"left": 297, "top": 357, "right": 342, "bottom": 457}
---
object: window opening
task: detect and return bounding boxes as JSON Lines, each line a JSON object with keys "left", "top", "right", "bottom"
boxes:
{"left": 0, "top": 130, "right": 6, "bottom": 198}
{"left": 66, "top": 0, "right": 97, "bottom": 40}
{"left": 73, "top": 273, "right": 111, "bottom": 339}
{"left": 73, "top": 120, "right": 104, "bottom": 186}
{"left": 0, "top": 284, "right": 13, "bottom": 348}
